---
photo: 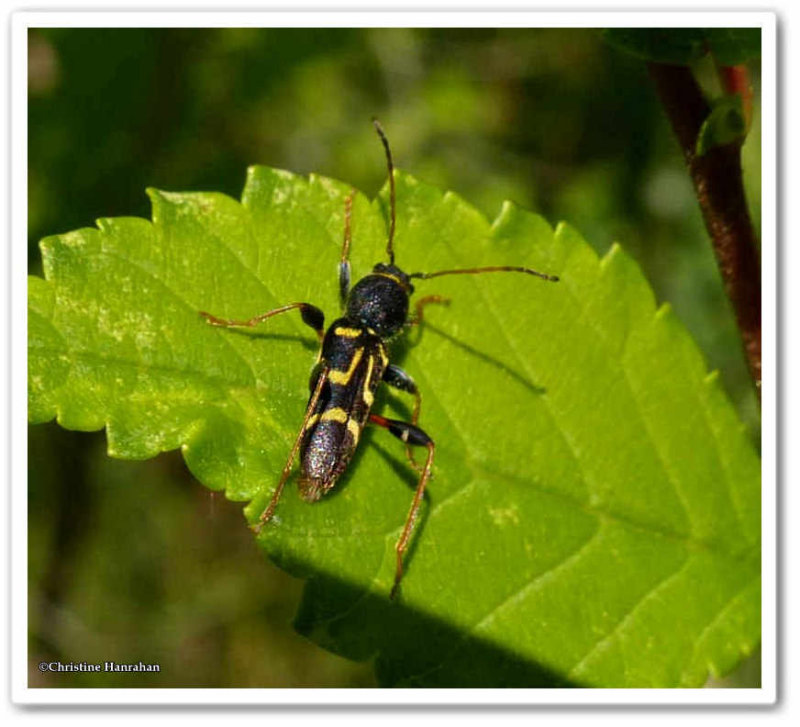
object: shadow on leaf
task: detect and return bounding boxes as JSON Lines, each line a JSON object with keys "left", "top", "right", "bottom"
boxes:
{"left": 395, "top": 321, "right": 546, "bottom": 398}
{"left": 294, "top": 571, "right": 577, "bottom": 688}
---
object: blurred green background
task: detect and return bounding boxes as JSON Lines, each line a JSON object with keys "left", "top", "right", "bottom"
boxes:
{"left": 27, "top": 27, "right": 761, "bottom": 688}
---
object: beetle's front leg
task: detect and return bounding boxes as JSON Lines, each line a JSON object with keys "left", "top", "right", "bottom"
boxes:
{"left": 200, "top": 302, "right": 325, "bottom": 343}
{"left": 339, "top": 190, "right": 356, "bottom": 310}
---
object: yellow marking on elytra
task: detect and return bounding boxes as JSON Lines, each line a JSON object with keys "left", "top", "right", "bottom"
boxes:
{"left": 320, "top": 408, "right": 349, "bottom": 424}
{"left": 378, "top": 344, "right": 389, "bottom": 368}
{"left": 362, "top": 354, "right": 375, "bottom": 407}
{"left": 347, "top": 419, "right": 361, "bottom": 441}
{"left": 328, "top": 347, "right": 364, "bottom": 385}
{"left": 303, "top": 413, "right": 321, "bottom": 431}
{"left": 334, "top": 326, "right": 362, "bottom": 338}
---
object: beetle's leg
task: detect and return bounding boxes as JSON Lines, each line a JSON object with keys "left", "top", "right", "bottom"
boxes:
{"left": 252, "top": 366, "right": 330, "bottom": 533}
{"left": 369, "top": 413, "right": 435, "bottom": 600}
{"left": 406, "top": 295, "right": 449, "bottom": 328}
{"left": 339, "top": 189, "right": 356, "bottom": 310}
{"left": 382, "top": 364, "right": 423, "bottom": 471}
{"left": 200, "top": 302, "right": 325, "bottom": 343}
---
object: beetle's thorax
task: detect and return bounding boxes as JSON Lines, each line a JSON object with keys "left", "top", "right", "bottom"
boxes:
{"left": 345, "top": 263, "right": 413, "bottom": 338}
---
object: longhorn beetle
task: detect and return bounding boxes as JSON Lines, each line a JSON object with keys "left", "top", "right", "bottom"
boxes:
{"left": 200, "top": 121, "right": 559, "bottom": 599}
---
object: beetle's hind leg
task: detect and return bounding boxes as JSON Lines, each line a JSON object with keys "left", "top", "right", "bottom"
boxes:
{"left": 369, "top": 413, "right": 435, "bottom": 600}
{"left": 251, "top": 366, "right": 330, "bottom": 534}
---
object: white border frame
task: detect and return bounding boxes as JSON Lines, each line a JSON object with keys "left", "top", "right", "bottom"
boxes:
{"left": 10, "top": 9, "right": 776, "bottom": 706}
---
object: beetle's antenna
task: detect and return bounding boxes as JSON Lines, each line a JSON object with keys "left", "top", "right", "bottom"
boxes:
{"left": 372, "top": 118, "right": 396, "bottom": 266}
{"left": 409, "top": 266, "right": 560, "bottom": 282}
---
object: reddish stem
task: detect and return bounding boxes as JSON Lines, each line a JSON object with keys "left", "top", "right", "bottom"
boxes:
{"left": 648, "top": 62, "right": 761, "bottom": 398}
{"left": 718, "top": 64, "right": 754, "bottom": 128}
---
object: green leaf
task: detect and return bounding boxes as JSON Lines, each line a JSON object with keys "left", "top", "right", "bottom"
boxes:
{"left": 29, "top": 167, "right": 760, "bottom": 687}
{"left": 602, "top": 28, "right": 761, "bottom": 66}
{"left": 696, "top": 94, "right": 748, "bottom": 155}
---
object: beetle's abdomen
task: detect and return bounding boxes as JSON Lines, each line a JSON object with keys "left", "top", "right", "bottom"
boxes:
{"left": 298, "top": 319, "right": 388, "bottom": 502}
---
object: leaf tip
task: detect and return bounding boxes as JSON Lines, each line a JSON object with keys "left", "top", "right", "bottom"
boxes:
{"left": 145, "top": 187, "right": 168, "bottom": 222}
{"left": 655, "top": 302, "right": 673, "bottom": 320}
{"left": 491, "top": 199, "right": 519, "bottom": 230}
{"left": 608, "top": 241, "right": 623, "bottom": 258}
{"left": 599, "top": 242, "right": 623, "bottom": 270}
{"left": 553, "top": 219, "right": 581, "bottom": 243}
{"left": 95, "top": 217, "right": 115, "bottom": 233}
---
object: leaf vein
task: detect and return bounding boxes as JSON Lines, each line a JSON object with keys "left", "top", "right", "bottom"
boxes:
{"left": 680, "top": 570, "right": 760, "bottom": 685}
{"left": 566, "top": 554, "right": 692, "bottom": 680}
{"left": 473, "top": 521, "right": 602, "bottom": 633}
{"left": 96, "top": 247, "right": 261, "bottom": 386}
